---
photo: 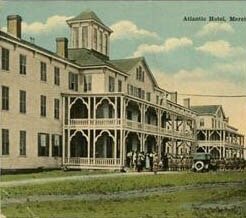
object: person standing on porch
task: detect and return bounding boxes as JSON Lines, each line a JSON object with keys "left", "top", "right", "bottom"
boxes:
{"left": 133, "top": 150, "right": 137, "bottom": 170}
{"left": 145, "top": 153, "right": 150, "bottom": 170}
{"left": 149, "top": 152, "right": 154, "bottom": 171}
{"left": 153, "top": 154, "right": 158, "bottom": 175}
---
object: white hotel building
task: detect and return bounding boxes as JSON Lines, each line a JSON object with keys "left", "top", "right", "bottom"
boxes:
{"left": 0, "top": 10, "right": 244, "bottom": 170}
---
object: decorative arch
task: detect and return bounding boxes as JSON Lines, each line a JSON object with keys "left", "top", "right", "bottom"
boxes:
{"left": 70, "top": 131, "right": 88, "bottom": 157}
{"left": 125, "top": 132, "right": 141, "bottom": 152}
{"left": 96, "top": 99, "right": 115, "bottom": 118}
{"left": 70, "top": 98, "right": 88, "bottom": 119}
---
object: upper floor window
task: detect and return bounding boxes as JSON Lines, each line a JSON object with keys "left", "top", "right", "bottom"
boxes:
{"left": 99, "top": 31, "right": 103, "bottom": 52}
{"left": 136, "top": 66, "right": 144, "bottom": 82}
{"left": 93, "top": 28, "right": 97, "bottom": 50}
{"left": 1, "top": 47, "right": 9, "bottom": 71}
{"left": 104, "top": 34, "right": 108, "bottom": 54}
{"left": 82, "top": 26, "right": 88, "bottom": 48}
{"left": 52, "top": 134, "right": 62, "bottom": 157}
{"left": 54, "top": 98, "right": 59, "bottom": 119}
{"left": 109, "top": 76, "right": 115, "bottom": 92}
{"left": 19, "top": 54, "right": 27, "bottom": 75}
{"left": 19, "top": 130, "right": 26, "bottom": 156}
{"left": 156, "top": 95, "right": 159, "bottom": 104}
{"left": 19, "top": 90, "right": 26, "bottom": 113}
{"left": 118, "top": 80, "right": 122, "bottom": 92}
{"left": 38, "top": 133, "right": 49, "bottom": 156}
{"left": 2, "top": 86, "right": 9, "bottom": 110}
{"left": 146, "top": 92, "right": 151, "bottom": 101}
{"left": 40, "top": 62, "right": 47, "bottom": 81}
{"left": 54, "top": 67, "right": 60, "bottom": 86}
{"left": 84, "top": 75, "right": 92, "bottom": 92}
{"left": 2, "top": 129, "right": 9, "bottom": 155}
{"left": 40, "top": 95, "right": 46, "bottom": 117}
{"left": 200, "top": 118, "right": 204, "bottom": 127}
{"left": 69, "top": 72, "right": 78, "bottom": 91}
{"left": 73, "top": 27, "right": 79, "bottom": 48}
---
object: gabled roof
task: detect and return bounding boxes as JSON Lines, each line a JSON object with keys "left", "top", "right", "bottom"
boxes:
{"left": 110, "top": 57, "right": 159, "bottom": 87}
{"left": 110, "top": 57, "right": 143, "bottom": 72}
{"left": 191, "top": 105, "right": 222, "bottom": 116}
{"left": 68, "top": 48, "right": 126, "bottom": 74}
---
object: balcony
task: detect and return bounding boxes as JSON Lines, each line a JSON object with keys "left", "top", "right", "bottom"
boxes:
{"left": 67, "top": 118, "right": 195, "bottom": 140}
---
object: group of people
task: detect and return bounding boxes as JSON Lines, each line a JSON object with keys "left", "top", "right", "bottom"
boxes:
{"left": 126, "top": 150, "right": 168, "bottom": 173}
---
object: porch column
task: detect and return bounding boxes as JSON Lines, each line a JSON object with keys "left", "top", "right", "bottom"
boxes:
{"left": 120, "top": 96, "right": 124, "bottom": 166}
{"left": 68, "top": 96, "right": 71, "bottom": 159}
{"left": 114, "top": 129, "right": 117, "bottom": 164}
{"left": 62, "top": 96, "right": 66, "bottom": 165}
{"left": 88, "top": 130, "right": 90, "bottom": 164}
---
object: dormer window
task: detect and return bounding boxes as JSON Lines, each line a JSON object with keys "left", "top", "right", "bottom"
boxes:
{"left": 73, "top": 27, "right": 79, "bottom": 48}
{"left": 136, "top": 66, "right": 144, "bottom": 82}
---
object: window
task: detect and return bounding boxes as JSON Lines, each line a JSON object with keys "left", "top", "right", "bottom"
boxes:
{"left": 54, "top": 67, "right": 60, "bottom": 86}
{"left": 73, "top": 27, "right": 79, "bottom": 47}
{"left": 136, "top": 66, "right": 144, "bottom": 82}
{"left": 2, "top": 86, "right": 9, "bottom": 110}
{"left": 2, "top": 129, "right": 9, "bottom": 155}
{"left": 200, "top": 118, "right": 205, "bottom": 127}
{"left": 40, "top": 95, "right": 46, "bottom": 117}
{"left": 1, "top": 47, "right": 9, "bottom": 71}
{"left": 19, "top": 130, "right": 26, "bottom": 156}
{"left": 109, "top": 76, "right": 115, "bottom": 92}
{"left": 84, "top": 75, "right": 92, "bottom": 92}
{"left": 52, "top": 134, "right": 62, "bottom": 157}
{"left": 19, "top": 54, "right": 26, "bottom": 74}
{"left": 146, "top": 92, "right": 151, "bottom": 101}
{"left": 99, "top": 31, "right": 103, "bottom": 52}
{"left": 141, "top": 90, "right": 145, "bottom": 99}
{"left": 156, "top": 95, "right": 159, "bottom": 104}
{"left": 54, "top": 98, "right": 59, "bottom": 119}
{"left": 118, "top": 80, "right": 122, "bottom": 92}
{"left": 104, "top": 34, "right": 108, "bottom": 54}
{"left": 82, "top": 26, "right": 88, "bottom": 48}
{"left": 93, "top": 28, "right": 97, "bottom": 50}
{"left": 19, "top": 90, "right": 26, "bottom": 113}
{"left": 40, "top": 62, "right": 47, "bottom": 81}
{"left": 69, "top": 72, "right": 78, "bottom": 91}
{"left": 38, "top": 133, "right": 49, "bottom": 156}
{"left": 138, "top": 88, "right": 142, "bottom": 98}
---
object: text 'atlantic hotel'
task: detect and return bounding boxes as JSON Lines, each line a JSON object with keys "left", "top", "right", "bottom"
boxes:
{"left": 0, "top": 10, "right": 244, "bottom": 171}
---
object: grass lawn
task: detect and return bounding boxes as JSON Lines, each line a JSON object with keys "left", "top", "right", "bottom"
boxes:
{"left": 2, "top": 185, "right": 246, "bottom": 218}
{"left": 1, "top": 169, "right": 112, "bottom": 182}
{"left": 1, "top": 171, "right": 246, "bottom": 218}
{"left": 1, "top": 171, "right": 246, "bottom": 199}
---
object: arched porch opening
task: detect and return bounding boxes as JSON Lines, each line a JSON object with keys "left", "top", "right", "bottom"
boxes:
{"left": 210, "top": 147, "right": 220, "bottom": 159}
{"left": 197, "top": 147, "right": 205, "bottom": 153}
{"left": 126, "top": 101, "right": 141, "bottom": 122}
{"left": 70, "top": 131, "right": 88, "bottom": 157}
{"left": 145, "top": 135, "right": 157, "bottom": 153}
{"left": 95, "top": 132, "right": 114, "bottom": 158}
{"left": 145, "top": 107, "right": 157, "bottom": 125}
{"left": 70, "top": 98, "right": 88, "bottom": 119}
{"left": 197, "top": 131, "right": 206, "bottom": 140}
{"left": 96, "top": 99, "right": 115, "bottom": 118}
{"left": 210, "top": 131, "right": 220, "bottom": 141}
{"left": 126, "top": 132, "right": 140, "bottom": 153}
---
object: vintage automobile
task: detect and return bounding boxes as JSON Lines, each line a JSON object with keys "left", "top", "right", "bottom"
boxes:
{"left": 191, "top": 153, "right": 212, "bottom": 172}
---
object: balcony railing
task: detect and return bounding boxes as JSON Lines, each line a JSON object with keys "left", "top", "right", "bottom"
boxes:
{"left": 68, "top": 119, "right": 194, "bottom": 140}
{"left": 64, "top": 157, "right": 120, "bottom": 166}
{"left": 198, "top": 140, "right": 243, "bottom": 147}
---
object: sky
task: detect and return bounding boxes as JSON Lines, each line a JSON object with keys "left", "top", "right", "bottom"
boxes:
{"left": 1, "top": 0, "right": 246, "bottom": 134}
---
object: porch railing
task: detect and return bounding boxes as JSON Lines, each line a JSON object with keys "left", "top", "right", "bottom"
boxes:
{"left": 70, "top": 119, "right": 121, "bottom": 128}
{"left": 64, "top": 157, "right": 121, "bottom": 166}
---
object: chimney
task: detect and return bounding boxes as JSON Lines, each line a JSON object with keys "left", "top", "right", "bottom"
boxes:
{"left": 183, "top": 98, "right": 190, "bottom": 109}
{"left": 56, "top": 37, "right": 68, "bottom": 58}
{"left": 170, "top": 91, "right": 177, "bottom": 103}
{"left": 7, "top": 15, "right": 22, "bottom": 38}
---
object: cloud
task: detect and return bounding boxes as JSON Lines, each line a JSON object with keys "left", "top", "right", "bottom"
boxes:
{"left": 1, "top": 15, "right": 72, "bottom": 34}
{"left": 110, "top": 20, "right": 159, "bottom": 40}
{"left": 197, "top": 22, "right": 234, "bottom": 37}
{"left": 133, "top": 37, "right": 193, "bottom": 57}
{"left": 154, "top": 68, "right": 246, "bottom": 134}
{"left": 196, "top": 40, "right": 245, "bottom": 58}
